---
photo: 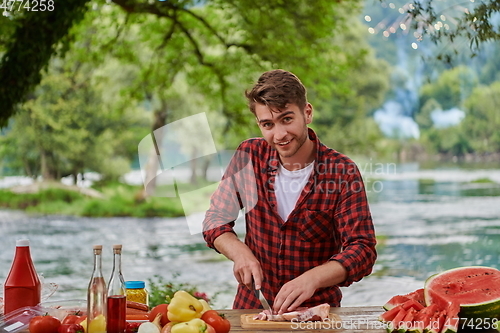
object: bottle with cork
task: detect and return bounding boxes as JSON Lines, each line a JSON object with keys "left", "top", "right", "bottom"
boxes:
{"left": 87, "top": 245, "right": 107, "bottom": 333}
{"left": 3, "top": 239, "right": 42, "bottom": 314}
{"left": 107, "top": 244, "right": 126, "bottom": 333}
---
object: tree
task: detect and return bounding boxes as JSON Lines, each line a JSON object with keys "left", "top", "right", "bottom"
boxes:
{"left": 419, "top": 66, "right": 477, "bottom": 111}
{"left": 462, "top": 81, "right": 500, "bottom": 153}
{"left": 0, "top": 57, "right": 150, "bottom": 182}
{"left": 407, "top": 0, "right": 500, "bottom": 61}
{"left": 0, "top": 0, "right": 363, "bottom": 126}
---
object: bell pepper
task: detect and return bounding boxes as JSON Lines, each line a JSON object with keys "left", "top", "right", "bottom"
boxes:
{"left": 199, "top": 299, "right": 212, "bottom": 314}
{"left": 171, "top": 319, "right": 208, "bottom": 333}
{"left": 167, "top": 290, "right": 204, "bottom": 322}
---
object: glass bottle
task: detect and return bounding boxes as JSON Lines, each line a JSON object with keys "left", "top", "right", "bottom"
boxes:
{"left": 87, "top": 245, "right": 107, "bottom": 333}
{"left": 107, "top": 244, "right": 126, "bottom": 333}
{"left": 3, "top": 239, "right": 42, "bottom": 314}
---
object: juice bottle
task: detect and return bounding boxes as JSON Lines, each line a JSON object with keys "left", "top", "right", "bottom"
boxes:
{"left": 107, "top": 244, "right": 126, "bottom": 333}
{"left": 87, "top": 245, "right": 107, "bottom": 333}
{"left": 3, "top": 239, "right": 42, "bottom": 314}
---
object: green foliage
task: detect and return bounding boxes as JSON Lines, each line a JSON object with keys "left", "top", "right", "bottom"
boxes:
{"left": 0, "top": 0, "right": 91, "bottom": 126}
{"left": 462, "top": 81, "right": 500, "bottom": 153}
{"left": 0, "top": 57, "right": 150, "bottom": 181}
{"left": 148, "top": 274, "right": 213, "bottom": 308}
{"left": 0, "top": 182, "right": 185, "bottom": 217}
{"left": 419, "top": 66, "right": 478, "bottom": 111}
{"left": 0, "top": 188, "right": 85, "bottom": 210}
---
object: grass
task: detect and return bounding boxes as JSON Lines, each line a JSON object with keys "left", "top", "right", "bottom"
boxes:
{"left": 470, "top": 177, "right": 495, "bottom": 183}
{"left": 0, "top": 181, "right": 187, "bottom": 218}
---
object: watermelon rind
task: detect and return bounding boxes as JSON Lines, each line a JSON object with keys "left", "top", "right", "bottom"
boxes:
{"left": 424, "top": 266, "right": 500, "bottom": 322}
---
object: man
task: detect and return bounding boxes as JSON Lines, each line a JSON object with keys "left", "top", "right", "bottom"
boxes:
{"left": 203, "top": 69, "right": 376, "bottom": 314}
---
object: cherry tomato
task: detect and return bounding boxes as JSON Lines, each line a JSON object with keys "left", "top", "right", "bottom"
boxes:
{"left": 126, "top": 321, "right": 142, "bottom": 333}
{"left": 29, "top": 315, "right": 61, "bottom": 333}
{"left": 148, "top": 303, "right": 170, "bottom": 326}
{"left": 57, "top": 323, "right": 85, "bottom": 333}
{"left": 201, "top": 310, "right": 231, "bottom": 333}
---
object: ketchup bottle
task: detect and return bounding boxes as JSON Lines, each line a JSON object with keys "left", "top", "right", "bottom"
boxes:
{"left": 3, "top": 239, "right": 42, "bottom": 314}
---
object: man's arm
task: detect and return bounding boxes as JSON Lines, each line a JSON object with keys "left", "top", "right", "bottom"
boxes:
{"left": 213, "top": 232, "right": 264, "bottom": 291}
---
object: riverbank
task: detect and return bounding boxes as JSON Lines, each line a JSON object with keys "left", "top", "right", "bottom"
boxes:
{"left": 0, "top": 181, "right": 186, "bottom": 217}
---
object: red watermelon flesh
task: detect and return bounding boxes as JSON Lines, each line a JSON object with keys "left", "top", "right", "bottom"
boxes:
{"left": 379, "top": 304, "right": 403, "bottom": 322}
{"left": 410, "top": 303, "right": 439, "bottom": 333}
{"left": 440, "top": 303, "right": 460, "bottom": 333}
{"left": 391, "top": 307, "right": 408, "bottom": 330}
{"left": 383, "top": 288, "right": 425, "bottom": 310}
{"left": 401, "top": 299, "right": 425, "bottom": 312}
{"left": 425, "top": 266, "right": 500, "bottom": 306}
{"left": 425, "top": 310, "right": 445, "bottom": 333}
{"left": 399, "top": 307, "right": 417, "bottom": 332}
{"left": 424, "top": 266, "right": 500, "bottom": 320}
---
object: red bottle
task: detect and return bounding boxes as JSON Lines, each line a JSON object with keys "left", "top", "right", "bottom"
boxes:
{"left": 3, "top": 239, "right": 42, "bottom": 314}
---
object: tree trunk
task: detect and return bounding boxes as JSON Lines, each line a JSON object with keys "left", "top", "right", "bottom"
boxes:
{"left": 190, "top": 146, "right": 198, "bottom": 185}
{"left": 200, "top": 156, "right": 211, "bottom": 182}
{"left": 40, "top": 148, "right": 56, "bottom": 181}
{"left": 137, "top": 100, "right": 168, "bottom": 201}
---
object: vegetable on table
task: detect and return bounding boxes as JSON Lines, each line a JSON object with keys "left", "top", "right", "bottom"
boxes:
{"left": 138, "top": 313, "right": 162, "bottom": 333}
{"left": 61, "top": 311, "right": 86, "bottom": 325}
{"left": 201, "top": 310, "right": 230, "bottom": 333}
{"left": 149, "top": 303, "right": 170, "bottom": 326}
{"left": 29, "top": 315, "right": 62, "bottom": 333}
{"left": 171, "top": 318, "right": 215, "bottom": 333}
{"left": 57, "top": 323, "right": 85, "bottom": 333}
{"left": 167, "top": 290, "right": 204, "bottom": 322}
{"left": 198, "top": 299, "right": 212, "bottom": 314}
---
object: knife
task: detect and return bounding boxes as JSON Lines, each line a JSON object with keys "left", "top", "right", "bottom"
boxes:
{"left": 254, "top": 287, "right": 274, "bottom": 320}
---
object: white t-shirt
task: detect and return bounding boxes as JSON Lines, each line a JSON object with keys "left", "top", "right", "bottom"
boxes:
{"left": 275, "top": 161, "right": 315, "bottom": 222}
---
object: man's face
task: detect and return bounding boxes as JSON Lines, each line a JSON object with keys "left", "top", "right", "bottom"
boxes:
{"left": 255, "top": 102, "right": 313, "bottom": 159}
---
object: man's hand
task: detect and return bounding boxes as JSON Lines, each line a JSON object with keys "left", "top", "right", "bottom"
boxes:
{"left": 213, "top": 232, "right": 263, "bottom": 290}
{"left": 273, "top": 260, "right": 347, "bottom": 314}
{"left": 273, "top": 274, "right": 316, "bottom": 314}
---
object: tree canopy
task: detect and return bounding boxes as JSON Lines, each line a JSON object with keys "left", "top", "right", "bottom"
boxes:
{"left": 0, "top": 0, "right": 361, "bottom": 126}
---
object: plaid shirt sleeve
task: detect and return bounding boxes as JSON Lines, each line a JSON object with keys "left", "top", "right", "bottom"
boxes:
{"left": 202, "top": 145, "right": 254, "bottom": 250}
{"left": 329, "top": 162, "right": 377, "bottom": 287}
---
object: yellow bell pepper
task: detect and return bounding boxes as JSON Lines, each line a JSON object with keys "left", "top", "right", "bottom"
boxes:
{"left": 199, "top": 299, "right": 212, "bottom": 314}
{"left": 171, "top": 319, "right": 208, "bottom": 333}
{"left": 167, "top": 290, "right": 204, "bottom": 322}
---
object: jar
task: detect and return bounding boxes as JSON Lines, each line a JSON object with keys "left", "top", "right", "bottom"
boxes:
{"left": 125, "top": 281, "right": 149, "bottom": 306}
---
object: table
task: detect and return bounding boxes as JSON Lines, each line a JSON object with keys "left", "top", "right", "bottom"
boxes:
{"left": 218, "top": 306, "right": 387, "bottom": 332}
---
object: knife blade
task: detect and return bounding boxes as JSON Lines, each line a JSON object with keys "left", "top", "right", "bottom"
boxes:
{"left": 254, "top": 288, "right": 274, "bottom": 320}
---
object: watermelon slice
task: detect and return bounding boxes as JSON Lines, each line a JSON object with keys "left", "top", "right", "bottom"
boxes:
{"left": 379, "top": 304, "right": 404, "bottom": 322}
{"left": 440, "top": 302, "right": 460, "bottom": 333}
{"left": 383, "top": 288, "right": 425, "bottom": 310}
{"left": 410, "top": 303, "right": 439, "bottom": 333}
{"left": 424, "top": 266, "right": 500, "bottom": 321}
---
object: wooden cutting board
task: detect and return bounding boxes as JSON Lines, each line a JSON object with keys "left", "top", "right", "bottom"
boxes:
{"left": 240, "top": 313, "right": 342, "bottom": 330}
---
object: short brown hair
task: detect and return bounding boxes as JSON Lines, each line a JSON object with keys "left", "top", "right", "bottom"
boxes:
{"left": 245, "top": 69, "right": 307, "bottom": 115}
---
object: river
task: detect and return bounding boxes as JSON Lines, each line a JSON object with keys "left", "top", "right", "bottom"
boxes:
{"left": 1, "top": 162, "right": 500, "bottom": 309}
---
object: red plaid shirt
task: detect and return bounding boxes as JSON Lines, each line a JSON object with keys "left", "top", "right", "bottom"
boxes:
{"left": 203, "top": 128, "right": 377, "bottom": 309}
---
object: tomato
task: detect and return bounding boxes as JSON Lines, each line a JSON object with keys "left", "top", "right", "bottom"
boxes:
{"left": 206, "top": 323, "right": 216, "bottom": 333}
{"left": 62, "top": 312, "right": 86, "bottom": 325}
{"left": 201, "top": 310, "right": 231, "bottom": 333}
{"left": 125, "top": 321, "right": 142, "bottom": 333}
{"left": 148, "top": 303, "right": 170, "bottom": 327}
{"left": 29, "top": 315, "right": 61, "bottom": 333}
{"left": 57, "top": 324, "right": 84, "bottom": 333}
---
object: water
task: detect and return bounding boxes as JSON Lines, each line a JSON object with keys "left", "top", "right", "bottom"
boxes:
{"left": 1, "top": 164, "right": 500, "bottom": 309}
